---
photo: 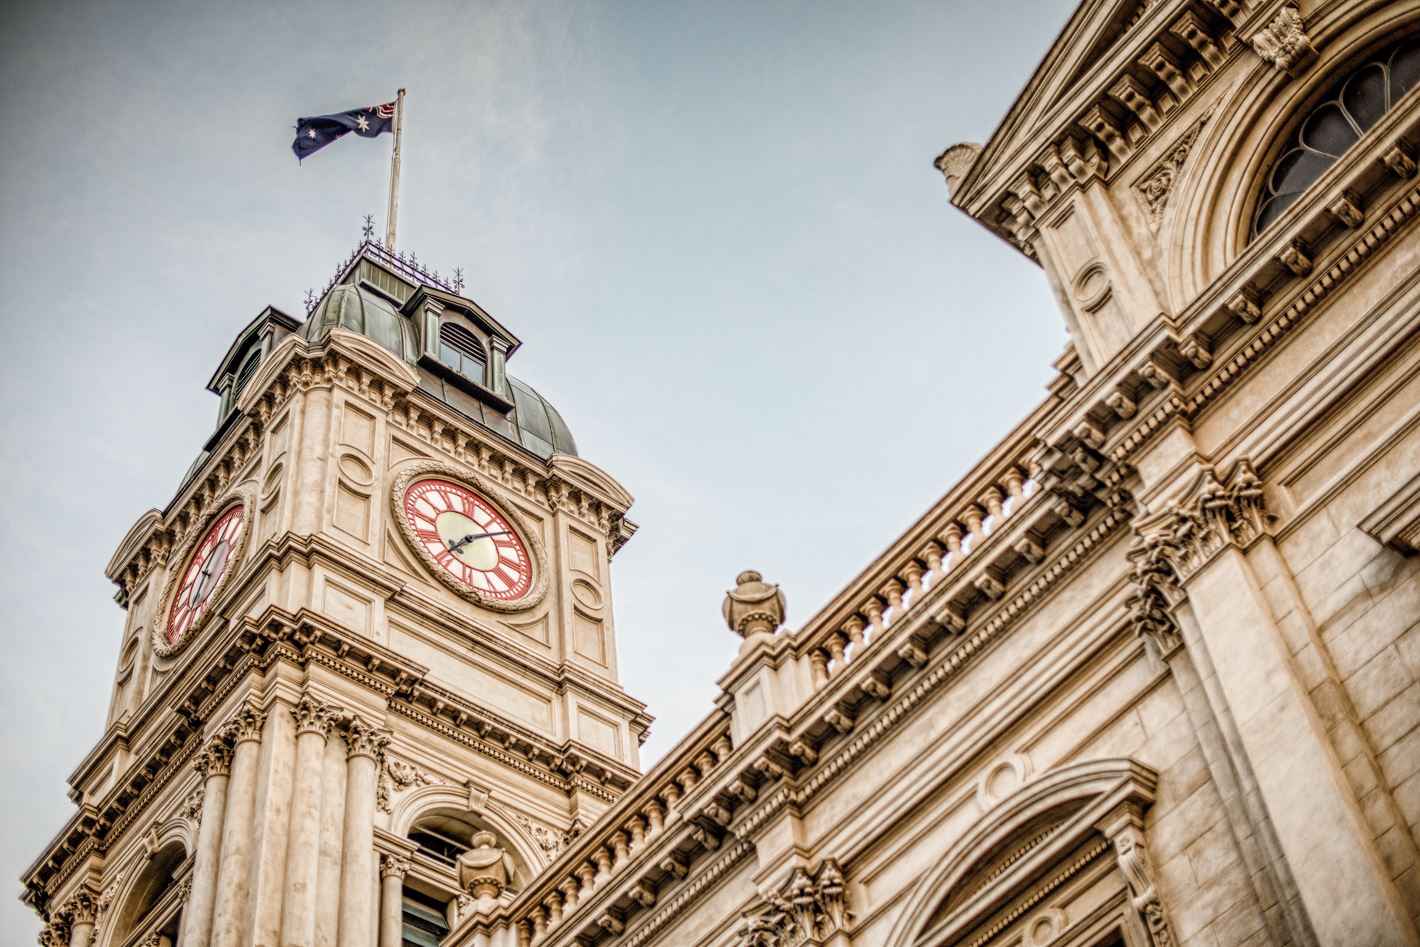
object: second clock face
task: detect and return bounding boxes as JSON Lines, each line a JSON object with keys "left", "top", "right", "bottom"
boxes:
{"left": 166, "top": 504, "right": 245, "bottom": 646}
{"left": 401, "top": 478, "right": 533, "bottom": 601}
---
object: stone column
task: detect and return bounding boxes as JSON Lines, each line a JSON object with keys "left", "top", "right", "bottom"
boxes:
{"left": 209, "top": 705, "right": 266, "bottom": 947}
{"left": 378, "top": 855, "right": 410, "bottom": 947}
{"left": 279, "top": 697, "right": 335, "bottom": 947}
{"left": 179, "top": 735, "right": 234, "bottom": 947}
{"left": 64, "top": 892, "right": 97, "bottom": 947}
{"left": 314, "top": 730, "right": 348, "bottom": 947}
{"left": 338, "top": 717, "right": 388, "bottom": 947}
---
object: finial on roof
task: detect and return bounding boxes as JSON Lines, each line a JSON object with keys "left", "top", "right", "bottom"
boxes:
{"left": 723, "top": 570, "right": 786, "bottom": 640}
{"left": 304, "top": 288, "right": 316, "bottom": 314}
{"left": 452, "top": 267, "right": 465, "bottom": 293}
{"left": 361, "top": 214, "right": 375, "bottom": 241}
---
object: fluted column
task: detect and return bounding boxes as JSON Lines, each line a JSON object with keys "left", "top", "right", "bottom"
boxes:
{"left": 280, "top": 697, "right": 335, "bottom": 947}
{"left": 378, "top": 855, "right": 410, "bottom": 947}
{"left": 339, "top": 717, "right": 388, "bottom": 947}
{"left": 64, "top": 892, "right": 97, "bottom": 947}
{"left": 210, "top": 705, "right": 266, "bottom": 947}
{"left": 179, "top": 735, "right": 234, "bottom": 947}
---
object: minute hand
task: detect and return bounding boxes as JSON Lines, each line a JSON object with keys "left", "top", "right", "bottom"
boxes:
{"left": 448, "top": 530, "right": 511, "bottom": 553}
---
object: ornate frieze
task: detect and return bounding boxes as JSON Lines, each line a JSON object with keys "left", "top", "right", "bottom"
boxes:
{"left": 734, "top": 859, "right": 849, "bottom": 947}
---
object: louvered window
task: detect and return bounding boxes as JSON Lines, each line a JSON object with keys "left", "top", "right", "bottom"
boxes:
{"left": 1252, "top": 37, "right": 1420, "bottom": 238}
{"left": 438, "top": 323, "right": 487, "bottom": 385}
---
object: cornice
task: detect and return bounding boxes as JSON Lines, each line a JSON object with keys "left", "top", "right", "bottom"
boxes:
{"left": 958, "top": 0, "right": 1246, "bottom": 253}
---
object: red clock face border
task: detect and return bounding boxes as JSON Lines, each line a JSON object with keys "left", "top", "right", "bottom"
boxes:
{"left": 391, "top": 465, "right": 547, "bottom": 611}
{"left": 154, "top": 498, "right": 250, "bottom": 657}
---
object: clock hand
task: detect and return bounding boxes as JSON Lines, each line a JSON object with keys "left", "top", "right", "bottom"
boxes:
{"left": 447, "top": 530, "right": 511, "bottom": 553}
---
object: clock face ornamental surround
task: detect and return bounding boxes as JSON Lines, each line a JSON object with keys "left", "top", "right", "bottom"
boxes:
{"left": 164, "top": 503, "right": 246, "bottom": 649}
{"left": 400, "top": 478, "right": 536, "bottom": 603}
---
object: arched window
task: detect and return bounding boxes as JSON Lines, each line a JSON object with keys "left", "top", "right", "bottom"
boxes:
{"left": 438, "top": 323, "right": 487, "bottom": 386}
{"left": 1252, "top": 37, "right": 1420, "bottom": 238}
{"left": 401, "top": 809, "right": 526, "bottom": 945}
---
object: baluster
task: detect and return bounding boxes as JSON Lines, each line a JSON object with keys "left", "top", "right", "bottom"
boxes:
{"left": 827, "top": 630, "right": 848, "bottom": 671}
{"left": 809, "top": 648, "right": 829, "bottom": 687}
{"left": 979, "top": 486, "right": 1005, "bottom": 532}
{"left": 1002, "top": 466, "right": 1026, "bottom": 507}
{"left": 940, "top": 523, "right": 964, "bottom": 571}
{"left": 921, "top": 541, "right": 945, "bottom": 588}
{"left": 960, "top": 505, "right": 985, "bottom": 549}
{"left": 863, "top": 597, "right": 885, "bottom": 643}
{"left": 902, "top": 561, "right": 925, "bottom": 609}
{"left": 881, "top": 580, "right": 905, "bottom": 627}
{"left": 843, "top": 616, "right": 866, "bottom": 656}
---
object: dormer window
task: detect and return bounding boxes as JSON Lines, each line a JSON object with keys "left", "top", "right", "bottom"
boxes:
{"left": 1252, "top": 37, "right": 1419, "bottom": 239}
{"left": 233, "top": 351, "right": 260, "bottom": 399}
{"left": 438, "top": 322, "right": 487, "bottom": 386}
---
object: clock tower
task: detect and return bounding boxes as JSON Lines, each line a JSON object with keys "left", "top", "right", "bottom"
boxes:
{"left": 22, "top": 240, "right": 651, "bottom": 947}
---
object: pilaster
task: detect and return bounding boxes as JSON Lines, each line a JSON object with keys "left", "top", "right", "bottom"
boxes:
{"left": 1132, "top": 459, "right": 1418, "bottom": 946}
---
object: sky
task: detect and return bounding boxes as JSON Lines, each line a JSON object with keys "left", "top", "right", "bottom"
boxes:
{"left": 0, "top": 0, "right": 1076, "bottom": 939}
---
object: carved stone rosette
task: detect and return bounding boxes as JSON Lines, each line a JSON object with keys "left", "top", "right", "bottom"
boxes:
{"left": 734, "top": 859, "right": 849, "bottom": 947}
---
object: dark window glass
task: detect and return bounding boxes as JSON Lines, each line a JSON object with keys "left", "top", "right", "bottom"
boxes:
{"left": 233, "top": 352, "right": 260, "bottom": 398}
{"left": 1252, "top": 36, "right": 1420, "bottom": 238}
{"left": 438, "top": 323, "right": 486, "bottom": 385}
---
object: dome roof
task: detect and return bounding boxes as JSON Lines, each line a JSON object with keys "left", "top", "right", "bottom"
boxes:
{"left": 508, "top": 377, "right": 578, "bottom": 458}
{"left": 301, "top": 282, "right": 419, "bottom": 364}
{"left": 300, "top": 280, "right": 578, "bottom": 459}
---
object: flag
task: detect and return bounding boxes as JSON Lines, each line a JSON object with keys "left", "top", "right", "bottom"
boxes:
{"left": 292, "top": 101, "right": 396, "bottom": 161}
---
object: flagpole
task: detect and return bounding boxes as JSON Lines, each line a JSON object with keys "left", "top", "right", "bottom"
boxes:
{"left": 385, "top": 87, "right": 406, "bottom": 250}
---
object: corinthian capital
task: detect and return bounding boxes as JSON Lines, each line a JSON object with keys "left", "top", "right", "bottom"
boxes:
{"left": 1145, "top": 460, "right": 1271, "bottom": 582}
{"left": 194, "top": 736, "right": 233, "bottom": 779}
{"left": 345, "top": 716, "right": 391, "bottom": 761}
{"left": 224, "top": 704, "right": 267, "bottom": 746}
{"left": 291, "top": 696, "right": 337, "bottom": 737}
{"left": 62, "top": 890, "right": 98, "bottom": 925}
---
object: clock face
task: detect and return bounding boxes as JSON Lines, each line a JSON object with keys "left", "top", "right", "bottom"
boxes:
{"left": 401, "top": 479, "right": 534, "bottom": 601}
{"left": 166, "top": 504, "right": 245, "bottom": 646}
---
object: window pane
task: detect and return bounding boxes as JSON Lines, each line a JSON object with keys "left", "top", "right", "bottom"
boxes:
{"left": 1341, "top": 63, "right": 1388, "bottom": 129}
{"left": 1299, "top": 102, "right": 1359, "bottom": 156}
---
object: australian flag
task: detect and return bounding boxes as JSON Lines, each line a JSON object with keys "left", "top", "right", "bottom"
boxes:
{"left": 292, "top": 101, "right": 396, "bottom": 161}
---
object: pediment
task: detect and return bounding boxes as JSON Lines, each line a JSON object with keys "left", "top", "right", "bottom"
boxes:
{"left": 990, "top": 0, "right": 1151, "bottom": 152}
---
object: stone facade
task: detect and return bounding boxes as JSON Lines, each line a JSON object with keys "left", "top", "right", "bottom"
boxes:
{"left": 20, "top": 0, "right": 1420, "bottom": 946}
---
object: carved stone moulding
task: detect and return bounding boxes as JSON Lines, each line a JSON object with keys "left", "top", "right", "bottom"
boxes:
{"left": 733, "top": 858, "right": 849, "bottom": 947}
{"left": 1136, "top": 459, "right": 1271, "bottom": 584}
